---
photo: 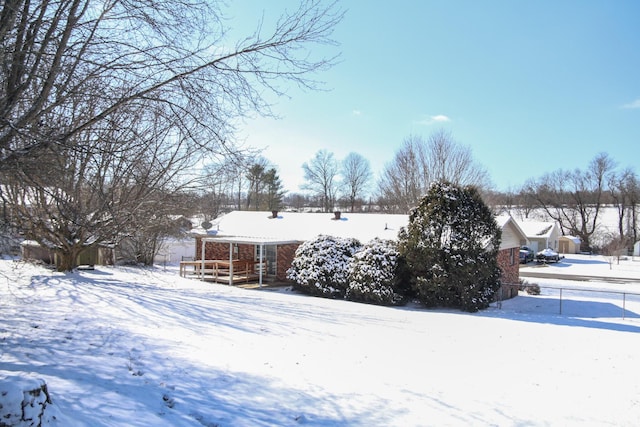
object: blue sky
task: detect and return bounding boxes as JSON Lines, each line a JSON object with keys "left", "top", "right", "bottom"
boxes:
{"left": 226, "top": 1, "right": 640, "bottom": 194}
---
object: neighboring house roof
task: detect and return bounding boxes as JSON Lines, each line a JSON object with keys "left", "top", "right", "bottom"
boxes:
{"left": 516, "top": 220, "right": 558, "bottom": 239}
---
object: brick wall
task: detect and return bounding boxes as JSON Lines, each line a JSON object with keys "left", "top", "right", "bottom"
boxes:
{"left": 497, "top": 247, "right": 520, "bottom": 300}
{"left": 276, "top": 243, "right": 299, "bottom": 282}
{"left": 195, "top": 239, "right": 255, "bottom": 260}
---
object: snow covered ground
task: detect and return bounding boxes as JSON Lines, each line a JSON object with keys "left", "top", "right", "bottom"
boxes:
{"left": 1, "top": 254, "right": 640, "bottom": 426}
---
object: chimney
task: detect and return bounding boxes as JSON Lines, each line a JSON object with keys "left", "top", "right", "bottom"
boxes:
{"left": 271, "top": 210, "right": 278, "bottom": 219}
{"left": 333, "top": 211, "right": 341, "bottom": 220}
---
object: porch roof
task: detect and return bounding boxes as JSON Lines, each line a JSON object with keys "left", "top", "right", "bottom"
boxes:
{"left": 200, "top": 235, "right": 301, "bottom": 246}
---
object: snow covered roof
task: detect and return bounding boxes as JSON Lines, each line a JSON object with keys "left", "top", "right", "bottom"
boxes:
{"left": 560, "top": 235, "right": 581, "bottom": 244}
{"left": 196, "top": 211, "right": 409, "bottom": 244}
{"left": 197, "top": 211, "right": 523, "bottom": 246}
{"left": 516, "top": 220, "right": 558, "bottom": 239}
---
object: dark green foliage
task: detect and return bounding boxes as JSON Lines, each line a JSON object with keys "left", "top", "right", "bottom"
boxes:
{"left": 398, "top": 181, "right": 502, "bottom": 312}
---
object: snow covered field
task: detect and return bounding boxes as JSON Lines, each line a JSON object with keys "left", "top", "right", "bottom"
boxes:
{"left": 2, "top": 254, "right": 640, "bottom": 426}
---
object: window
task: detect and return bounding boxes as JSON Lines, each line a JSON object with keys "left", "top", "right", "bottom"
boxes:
{"left": 255, "top": 244, "right": 277, "bottom": 275}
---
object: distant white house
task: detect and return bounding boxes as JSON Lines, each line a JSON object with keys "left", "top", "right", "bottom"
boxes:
{"left": 515, "top": 220, "right": 561, "bottom": 253}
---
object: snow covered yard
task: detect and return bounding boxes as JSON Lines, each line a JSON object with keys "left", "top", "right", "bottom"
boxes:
{"left": 1, "top": 255, "right": 640, "bottom": 426}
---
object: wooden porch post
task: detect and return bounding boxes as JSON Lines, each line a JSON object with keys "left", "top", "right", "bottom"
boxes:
{"left": 200, "top": 238, "right": 205, "bottom": 280}
{"left": 228, "top": 243, "right": 233, "bottom": 286}
{"left": 258, "top": 243, "right": 264, "bottom": 288}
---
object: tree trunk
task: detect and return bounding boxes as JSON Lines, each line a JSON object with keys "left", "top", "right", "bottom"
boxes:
{"left": 56, "top": 249, "right": 80, "bottom": 272}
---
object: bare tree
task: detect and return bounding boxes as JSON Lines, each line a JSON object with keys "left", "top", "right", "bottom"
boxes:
{"left": 200, "top": 156, "right": 246, "bottom": 219}
{"left": 608, "top": 167, "right": 638, "bottom": 245}
{"left": 1, "top": 1, "right": 343, "bottom": 270}
{"left": 420, "top": 129, "right": 491, "bottom": 187}
{"left": 341, "top": 152, "right": 372, "bottom": 212}
{"left": 602, "top": 233, "right": 629, "bottom": 268}
{"left": 377, "top": 131, "right": 490, "bottom": 213}
{"left": 302, "top": 149, "right": 340, "bottom": 212}
{"left": 1, "top": 101, "right": 195, "bottom": 270}
{"left": 377, "top": 137, "right": 422, "bottom": 213}
{"left": 627, "top": 173, "right": 640, "bottom": 245}
{"left": 513, "top": 181, "right": 540, "bottom": 220}
{"left": 527, "top": 153, "right": 617, "bottom": 251}
{"left": 283, "top": 193, "right": 311, "bottom": 211}
{"left": 1, "top": 0, "right": 343, "bottom": 165}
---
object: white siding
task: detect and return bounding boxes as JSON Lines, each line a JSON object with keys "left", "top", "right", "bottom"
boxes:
{"left": 500, "top": 223, "right": 521, "bottom": 250}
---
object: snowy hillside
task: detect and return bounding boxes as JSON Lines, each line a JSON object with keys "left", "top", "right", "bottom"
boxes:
{"left": 2, "top": 256, "right": 640, "bottom": 426}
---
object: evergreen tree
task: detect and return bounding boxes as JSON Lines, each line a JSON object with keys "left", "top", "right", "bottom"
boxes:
{"left": 263, "top": 168, "right": 286, "bottom": 211}
{"left": 398, "top": 181, "right": 502, "bottom": 312}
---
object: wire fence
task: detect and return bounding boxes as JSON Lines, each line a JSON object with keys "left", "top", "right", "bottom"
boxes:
{"left": 500, "top": 284, "right": 640, "bottom": 320}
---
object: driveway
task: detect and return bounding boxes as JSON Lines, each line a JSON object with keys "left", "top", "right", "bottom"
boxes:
{"left": 519, "top": 254, "right": 640, "bottom": 285}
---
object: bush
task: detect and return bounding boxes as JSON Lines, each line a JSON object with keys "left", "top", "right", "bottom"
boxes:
{"left": 287, "top": 235, "right": 361, "bottom": 298}
{"left": 525, "top": 282, "right": 541, "bottom": 295}
{"left": 346, "top": 238, "right": 403, "bottom": 306}
{"left": 519, "top": 280, "right": 541, "bottom": 295}
{"left": 398, "top": 181, "right": 502, "bottom": 312}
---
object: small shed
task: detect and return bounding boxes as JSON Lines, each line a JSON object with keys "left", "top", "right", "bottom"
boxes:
{"left": 20, "top": 240, "right": 55, "bottom": 264}
{"left": 559, "top": 235, "right": 581, "bottom": 254}
{"left": 20, "top": 240, "right": 114, "bottom": 267}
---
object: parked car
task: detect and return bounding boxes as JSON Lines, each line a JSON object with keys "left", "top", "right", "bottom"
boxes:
{"left": 536, "top": 248, "right": 561, "bottom": 263}
{"left": 520, "top": 246, "right": 535, "bottom": 263}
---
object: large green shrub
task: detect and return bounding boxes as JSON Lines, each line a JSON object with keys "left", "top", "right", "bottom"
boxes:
{"left": 287, "top": 234, "right": 362, "bottom": 298}
{"left": 398, "top": 181, "right": 502, "bottom": 312}
{"left": 346, "top": 238, "right": 403, "bottom": 306}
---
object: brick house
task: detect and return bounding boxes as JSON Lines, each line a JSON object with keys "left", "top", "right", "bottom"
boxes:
{"left": 193, "top": 210, "right": 408, "bottom": 285}
{"left": 192, "top": 211, "right": 527, "bottom": 299}
{"left": 495, "top": 214, "right": 528, "bottom": 300}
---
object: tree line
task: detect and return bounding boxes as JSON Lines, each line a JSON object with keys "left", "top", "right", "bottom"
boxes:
{"left": 281, "top": 138, "right": 638, "bottom": 254}
{"left": 142, "top": 131, "right": 640, "bottom": 258}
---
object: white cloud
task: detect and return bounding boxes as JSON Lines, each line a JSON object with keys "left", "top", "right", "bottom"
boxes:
{"left": 431, "top": 114, "right": 451, "bottom": 122}
{"left": 352, "top": 109, "right": 362, "bottom": 116}
{"left": 416, "top": 114, "right": 452, "bottom": 126}
{"left": 621, "top": 98, "right": 640, "bottom": 109}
